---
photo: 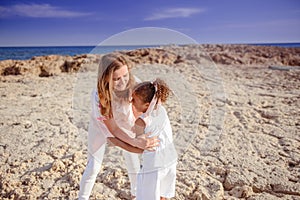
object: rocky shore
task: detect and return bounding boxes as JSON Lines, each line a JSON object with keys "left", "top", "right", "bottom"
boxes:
{"left": 0, "top": 44, "right": 299, "bottom": 199}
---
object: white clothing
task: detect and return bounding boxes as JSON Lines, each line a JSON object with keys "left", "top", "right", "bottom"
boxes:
{"left": 136, "top": 105, "right": 178, "bottom": 200}
{"left": 78, "top": 144, "right": 105, "bottom": 200}
{"left": 137, "top": 163, "right": 176, "bottom": 200}
{"left": 79, "top": 89, "right": 140, "bottom": 199}
{"left": 78, "top": 145, "right": 140, "bottom": 199}
{"left": 86, "top": 89, "right": 112, "bottom": 159}
{"left": 142, "top": 105, "right": 178, "bottom": 172}
{"left": 111, "top": 96, "right": 136, "bottom": 138}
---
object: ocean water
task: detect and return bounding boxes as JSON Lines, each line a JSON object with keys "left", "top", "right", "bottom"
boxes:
{"left": 0, "top": 45, "right": 157, "bottom": 61}
{"left": 251, "top": 43, "right": 300, "bottom": 48}
{"left": 0, "top": 46, "right": 94, "bottom": 61}
{"left": 0, "top": 43, "right": 299, "bottom": 61}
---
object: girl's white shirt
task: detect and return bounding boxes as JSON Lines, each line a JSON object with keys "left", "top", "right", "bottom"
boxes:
{"left": 141, "top": 105, "right": 178, "bottom": 172}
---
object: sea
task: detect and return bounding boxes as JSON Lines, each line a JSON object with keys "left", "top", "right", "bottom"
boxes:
{"left": 0, "top": 43, "right": 299, "bottom": 61}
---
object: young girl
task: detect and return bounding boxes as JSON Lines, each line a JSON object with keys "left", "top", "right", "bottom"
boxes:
{"left": 130, "top": 79, "right": 178, "bottom": 200}
{"left": 78, "top": 53, "right": 159, "bottom": 199}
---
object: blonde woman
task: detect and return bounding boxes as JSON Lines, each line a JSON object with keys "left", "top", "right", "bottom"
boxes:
{"left": 78, "top": 53, "right": 159, "bottom": 199}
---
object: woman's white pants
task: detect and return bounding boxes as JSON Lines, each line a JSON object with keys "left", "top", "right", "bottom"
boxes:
{"left": 78, "top": 144, "right": 140, "bottom": 199}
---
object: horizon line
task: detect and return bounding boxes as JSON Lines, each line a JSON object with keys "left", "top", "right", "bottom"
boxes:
{"left": 1, "top": 41, "right": 300, "bottom": 48}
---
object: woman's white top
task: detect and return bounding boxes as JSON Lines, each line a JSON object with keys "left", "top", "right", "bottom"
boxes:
{"left": 87, "top": 76, "right": 140, "bottom": 158}
{"left": 87, "top": 89, "right": 135, "bottom": 158}
{"left": 111, "top": 97, "right": 136, "bottom": 138}
{"left": 142, "top": 105, "right": 178, "bottom": 172}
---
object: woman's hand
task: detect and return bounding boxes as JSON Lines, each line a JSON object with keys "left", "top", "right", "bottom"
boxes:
{"left": 135, "top": 132, "right": 159, "bottom": 151}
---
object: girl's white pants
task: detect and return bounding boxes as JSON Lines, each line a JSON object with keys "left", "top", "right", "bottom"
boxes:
{"left": 78, "top": 144, "right": 140, "bottom": 199}
{"left": 136, "top": 162, "right": 177, "bottom": 200}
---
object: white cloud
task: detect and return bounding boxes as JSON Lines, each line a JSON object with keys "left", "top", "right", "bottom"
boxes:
{"left": 145, "top": 8, "right": 204, "bottom": 21}
{"left": 0, "top": 4, "right": 92, "bottom": 18}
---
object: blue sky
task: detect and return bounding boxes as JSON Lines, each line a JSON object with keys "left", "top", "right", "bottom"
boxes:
{"left": 0, "top": 0, "right": 299, "bottom": 46}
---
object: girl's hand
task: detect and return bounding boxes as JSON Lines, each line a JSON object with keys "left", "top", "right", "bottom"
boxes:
{"left": 135, "top": 132, "right": 159, "bottom": 151}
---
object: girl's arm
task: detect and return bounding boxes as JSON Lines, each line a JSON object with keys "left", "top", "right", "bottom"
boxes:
{"left": 132, "top": 118, "right": 146, "bottom": 137}
{"left": 107, "top": 137, "right": 143, "bottom": 153}
{"left": 103, "top": 118, "right": 158, "bottom": 150}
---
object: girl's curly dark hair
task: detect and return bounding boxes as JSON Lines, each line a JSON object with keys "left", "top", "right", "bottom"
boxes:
{"left": 133, "top": 78, "right": 171, "bottom": 104}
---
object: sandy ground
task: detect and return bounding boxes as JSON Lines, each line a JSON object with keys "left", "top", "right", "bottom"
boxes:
{"left": 0, "top": 45, "right": 299, "bottom": 199}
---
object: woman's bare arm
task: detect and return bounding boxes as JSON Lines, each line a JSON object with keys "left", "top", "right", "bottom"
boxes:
{"left": 103, "top": 118, "right": 159, "bottom": 150}
{"left": 107, "top": 137, "right": 143, "bottom": 153}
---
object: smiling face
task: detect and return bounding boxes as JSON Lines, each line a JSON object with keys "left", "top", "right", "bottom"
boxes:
{"left": 112, "top": 65, "right": 129, "bottom": 91}
{"left": 131, "top": 92, "right": 149, "bottom": 113}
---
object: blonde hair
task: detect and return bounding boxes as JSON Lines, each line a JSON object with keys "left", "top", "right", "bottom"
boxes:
{"left": 133, "top": 78, "right": 170, "bottom": 104}
{"left": 97, "top": 53, "right": 135, "bottom": 118}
